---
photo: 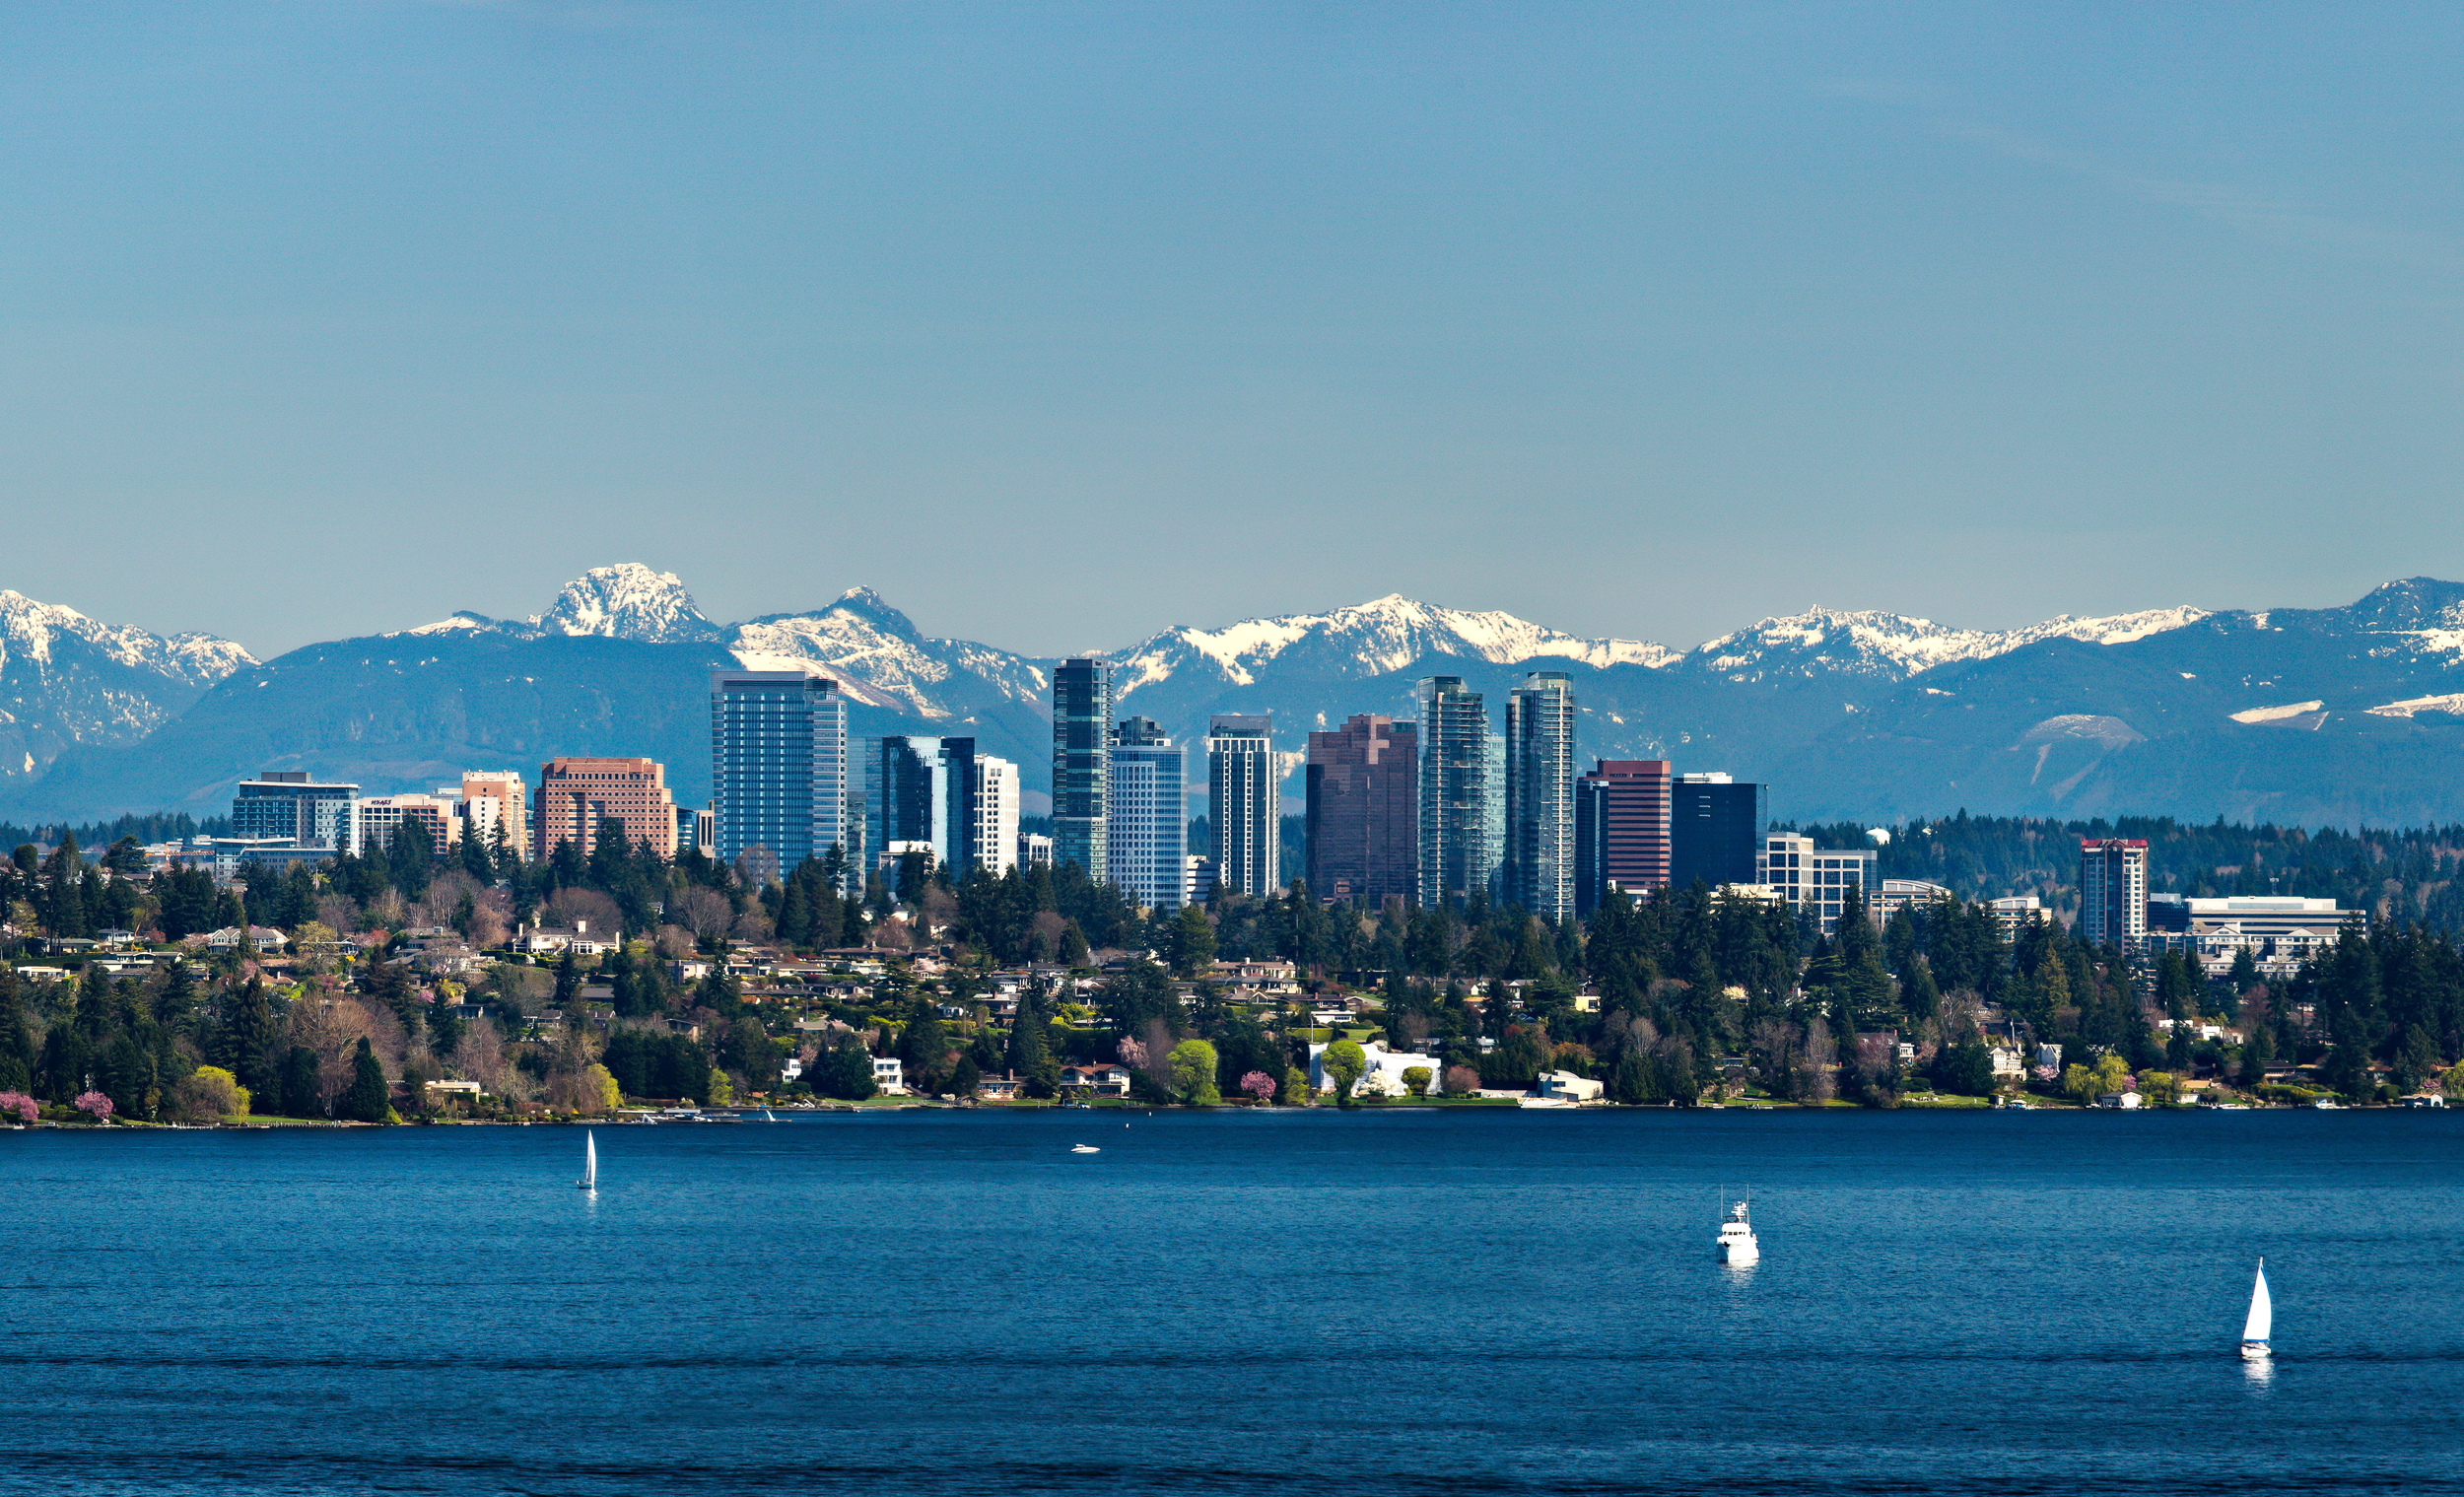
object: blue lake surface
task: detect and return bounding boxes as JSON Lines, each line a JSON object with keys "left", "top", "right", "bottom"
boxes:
{"left": 5, "top": 1108, "right": 2462, "bottom": 1495}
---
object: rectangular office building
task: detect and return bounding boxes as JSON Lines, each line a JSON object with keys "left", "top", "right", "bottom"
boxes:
{"left": 1670, "top": 774, "right": 1764, "bottom": 891}
{"left": 1305, "top": 714, "right": 1418, "bottom": 906}
{"left": 231, "top": 771, "right": 362, "bottom": 854}
{"left": 1574, "top": 759, "right": 1671, "bottom": 916}
{"left": 710, "top": 669, "right": 850, "bottom": 888}
{"left": 1760, "top": 832, "right": 1877, "bottom": 936}
{"left": 1107, "top": 716, "right": 1185, "bottom": 909}
{"left": 868, "top": 736, "right": 978, "bottom": 876}
{"left": 1052, "top": 657, "right": 1113, "bottom": 876}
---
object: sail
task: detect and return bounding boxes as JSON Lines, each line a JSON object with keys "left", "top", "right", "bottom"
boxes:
{"left": 584, "top": 1131, "right": 597, "bottom": 1189}
{"left": 2243, "top": 1260, "right": 2272, "bottom": 1343}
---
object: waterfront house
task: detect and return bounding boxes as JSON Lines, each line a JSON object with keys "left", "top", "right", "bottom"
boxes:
{"left": 1308, "top": 1039, "right": 1442, "bottom": 1097}
{"left": 1059, "top": 1062, "right": 1132, "bottom": 1097}
{"left": 1538, "top": 1069, "right": 1606, "bottom": 1103}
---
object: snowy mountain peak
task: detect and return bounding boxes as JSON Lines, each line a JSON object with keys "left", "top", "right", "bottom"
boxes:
{"left": 1112, "top": 595, "right": 1677, "bottom": 696}
{"left": 825, "top": 585, "right": 924, "bottom": 641}
{"left": 0, "top": 588, "right": 256, "bottom": 687}
{"left": 529, "top": 565, "right": 719, "bottom": 644}
{"left": 1686, "top": 605, "right": 2211, "bottom": 682}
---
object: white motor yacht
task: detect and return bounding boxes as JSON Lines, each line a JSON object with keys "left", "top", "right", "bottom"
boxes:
{"left": 1716, "top": 1198, "right": 1759, "bottom": 1266}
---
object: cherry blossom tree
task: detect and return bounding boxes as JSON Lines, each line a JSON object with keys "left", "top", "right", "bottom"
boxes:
{"left": 74, "top": 1091, "right": 115, "bottom": 1123}
{"left": 1240, "top": 1070, "right": 1277, "bottom": 1104}
{"left": 1116, "top": 1037, "right": 1148, "bottom": 1070}
{"left": 0, "top": 1091, "right": 36, "bottom": 1123}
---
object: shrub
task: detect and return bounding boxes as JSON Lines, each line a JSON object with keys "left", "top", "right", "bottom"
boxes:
{"left": 176, "top": 1067, "right": 251, "bottom": 1124}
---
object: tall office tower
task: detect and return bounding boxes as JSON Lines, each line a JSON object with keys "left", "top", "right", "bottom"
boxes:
{"left": 972, "top": 757, "right": 1020, "bottom": 876}
{"left": 1305, "top": 714, "right": 1419, "bottom": 906}
{"left": 868, "top": 736, "right": 978, "bottom": 875}
{"left": 533, "top": 758, "right": 679, "bottom": 862}
{"left": 2080, "top": 838, "right": 2149, "bottom": 950}
{"left": 1574, "top": 759, "right": 1672, "bottom": 916}
{"left": 1503, "top": 673, "right": 1578, "bottom": 924}
{"left": 456, "top": 771, "right": 529, "bottom": 857}
{"left": 1052, "top": 657, "right": 1114, "bottom": 876}
{"left": 1106, "top": 716, "right": 1186, "bottom": 910}
{"left": 1669, "top": 773, "right": 1766, "bottom": 891}
{"left": 710, "top": 669, "right": 849, "bottom": 888}
{"left": 1208, "top": 714, "right": 1278, "bottom": 898}
{"left": 1414, "top": 677, "right": 1494, "bottom": 908}
{"left": 231, "top": 771, "right": 362, "bottom": 853}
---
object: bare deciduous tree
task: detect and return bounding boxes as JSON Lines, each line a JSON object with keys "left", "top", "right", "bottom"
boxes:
{"left": 676, "top": 889, "right": 733, "bottom": 944}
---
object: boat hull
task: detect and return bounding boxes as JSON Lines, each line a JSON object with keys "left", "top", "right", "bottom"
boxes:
{"left": 2239, "top": 1341, "right": 2270, "bottom": 1360}
{"left": 1719, "top": 1244, "right": 1759, "bottom": 1265}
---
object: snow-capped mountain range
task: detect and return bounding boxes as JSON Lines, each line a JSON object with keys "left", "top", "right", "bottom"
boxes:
{"left": 0, "top": 590, "right": 255, "bottom": 789}
{"left": 9, "top": 565, "right": 2464, "bottom": 830}
{"left": 387, "top": 564, "right": 2225, "bottom": 720}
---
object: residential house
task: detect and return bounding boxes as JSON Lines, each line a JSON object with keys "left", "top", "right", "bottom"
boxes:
{"left": 1307, "top": 1038, "right": 1442, "bottom": 1097}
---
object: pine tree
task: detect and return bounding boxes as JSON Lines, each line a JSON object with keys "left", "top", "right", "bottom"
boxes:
{"left": 220, "top": 976, "right": 280, "bottom": 1098}
{"left": 340, "top": 1038, "right": 391, "bottom": 1123}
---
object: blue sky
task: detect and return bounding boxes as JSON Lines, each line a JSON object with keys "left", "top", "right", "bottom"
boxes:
{"left": 4, "top": 3, "right": 2460, "bottom": 657}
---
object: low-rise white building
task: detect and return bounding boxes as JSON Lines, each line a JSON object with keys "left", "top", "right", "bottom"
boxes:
{"left": 872, "top": 1056, "right": 906, "bottom": 1095}
{"left": 1307, "top": 1039, "right": 1441, "bottom": 1097}
{"left": 1537, "top": 1069, "right": 1604, "bottom": 1103}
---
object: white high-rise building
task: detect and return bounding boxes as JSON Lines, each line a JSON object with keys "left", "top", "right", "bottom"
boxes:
{"left": 1107, "top": 717, "right": 1185, "bottom": 909}
{"left": 1208, "top": 714, "right": 1278, "bottom": 898}
{"left": 972, "top": 756, "right": 1020, "bottom": 876}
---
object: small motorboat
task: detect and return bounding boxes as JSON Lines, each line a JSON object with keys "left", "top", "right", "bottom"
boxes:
{"left": 1070, "top": 1144, "right": 1101, "bottom": 1154}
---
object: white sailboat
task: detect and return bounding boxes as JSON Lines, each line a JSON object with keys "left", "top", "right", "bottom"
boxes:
{"left": 579, "top": 1129, "right": 598, "bottom": 1192}
{"left": 2239, "top": 1258, "right": 2272, "bottom": 1360}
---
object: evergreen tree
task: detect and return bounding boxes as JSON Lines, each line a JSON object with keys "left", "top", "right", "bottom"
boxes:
{"left": 340, "top": 1038, "right": 391, "bottom": 1123}
{"left": 553, "top": 948, "right": 582, "bottom": 1010}
{"left": 280, "top": 1045, "right": 325, "bottom": 1118}
{"left": 460, "top": 823, "right": 495, "bottom": 885}
{"left": 219, "top": 976, "right": 280, "bottom": 1099}
{"left": 0, "top": 967, "right": 34, "bottom": 1093}
{"left": 898, "top": 1007, "right": 951, "bottom": 1094}
{"left": 1005, "top": 995, "right": 1059, "bottom": 1096}
{"left": 387, "top": 817, "right": 436, "bottom": 903}
{"left": 154, "top": 959, "right": 196, "bottom": 1025}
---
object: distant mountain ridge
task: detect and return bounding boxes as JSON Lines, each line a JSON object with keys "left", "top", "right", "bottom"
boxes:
{"left": 0, "top": 589, "right": 254, "bottom": 796}
{"left": 6, "top": 567, "right": 2464, "bottom": 831}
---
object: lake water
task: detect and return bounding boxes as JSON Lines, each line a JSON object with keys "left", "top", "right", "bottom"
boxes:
{"left": 5, "top": 1109, "right": 2461, "bottom": 1495}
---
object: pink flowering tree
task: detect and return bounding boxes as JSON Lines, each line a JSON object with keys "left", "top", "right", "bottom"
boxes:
{"left": 74, "top": 1091, "right": 115, "bottom": 1123}
{"left": 1116, "top": 1037, "right": 1148, "bottom": 1070}
{"left": 0, "top": 1091, "right": 35, "bottom": 1123}
{"left": 1240, "top": 1070, "right": 1277, "bottom": 1104}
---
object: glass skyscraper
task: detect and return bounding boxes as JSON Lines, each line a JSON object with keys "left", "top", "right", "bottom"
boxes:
{"left": 1505, "top": 672, "right": 1577, "bottom": 925}
{"left": 1106, "top": 716, "right": 1185, "bottom": 910}
{"left": 1052, "top": 657, "right": 1113, "bottom": 876}
{"left": 709, "top": 669, "right": 849, "bottom": 890}
{"left": 867, "top": 735, "right": 978, "bottom": 876}
{"left": 1414, "top": 676, "right": 1495, "bottom": 909}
